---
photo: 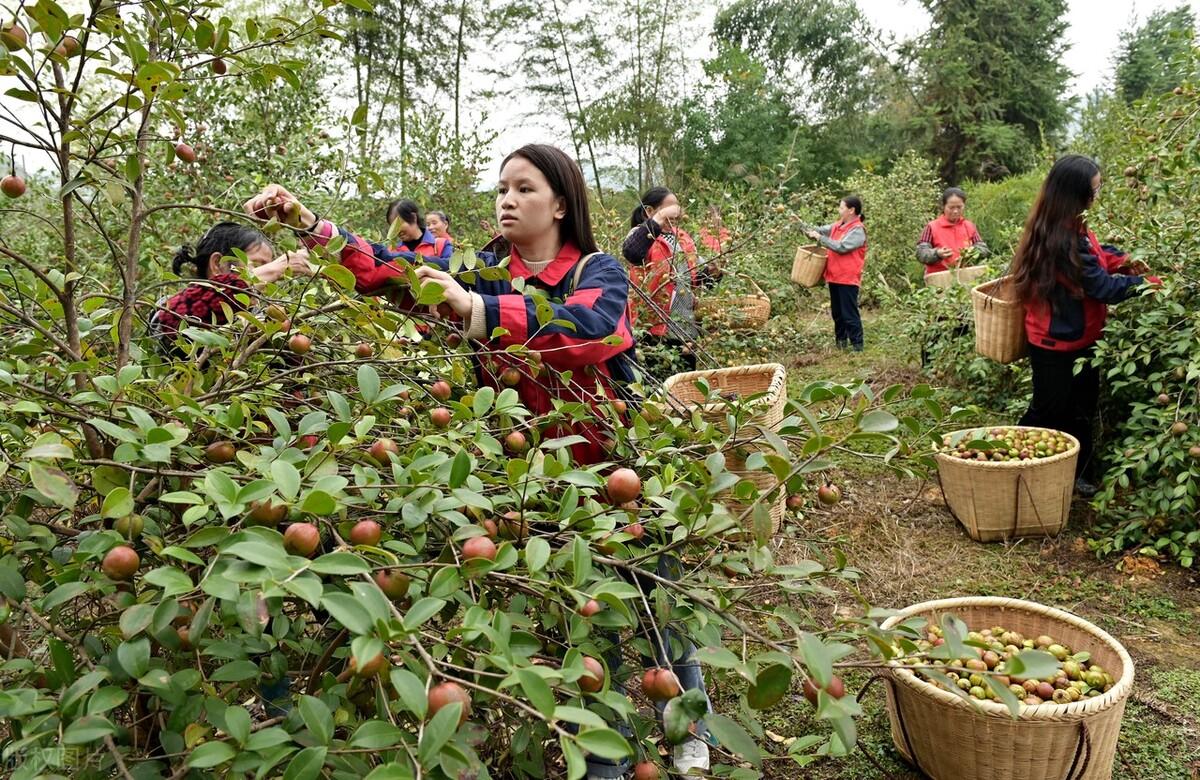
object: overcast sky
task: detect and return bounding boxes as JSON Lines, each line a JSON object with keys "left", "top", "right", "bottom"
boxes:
{"left": 473, "top": 0, "right": 1200, "bottom": 177}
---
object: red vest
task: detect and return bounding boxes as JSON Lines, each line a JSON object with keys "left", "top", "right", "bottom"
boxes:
{"left": 924, "top": 216, "right": 979, "bottom": 274}
{"left": 628, "top": 228, "right": 698, "bottom": 337}
{"left": 392, "top": 235, "right": 448, "bottom": 258}
{"left": 823, "top": 218, "right": 867, "bottom": 286}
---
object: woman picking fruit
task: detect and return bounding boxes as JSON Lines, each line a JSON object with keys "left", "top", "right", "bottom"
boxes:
{"left": 243, "top": 144, "right": 636, "bottom": 464}
{"left": 385, "top": 198, "right": 453, "bottom": 260}
{"left": 1010, "top": 154, "right": 1158, "bottom": 495}
{"left": 151, "top": 221, "right": 314, "bottom": 354}
{"left": 916, "top": 187, "right": 990, "bottom": 276}
{"left": 621, "top": 186, "right": 721, "bottom": 373}
{"left": 806, "top": 195, "right": 868, "bottom": 351}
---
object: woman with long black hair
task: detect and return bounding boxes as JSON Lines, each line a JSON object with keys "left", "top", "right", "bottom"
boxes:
{"left": 1011, "top": 154, "right": 1157, "bottom": 495}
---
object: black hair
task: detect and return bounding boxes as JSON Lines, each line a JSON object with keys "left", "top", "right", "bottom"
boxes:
{"left": 429, "top": 210, "right": 450, "bottom": 227}
{"left": 630, "top": 186, "right": 672, "bottom": 228}
{"left": 172, "top": 221, "right": 267, "bottom": 278}
{"left": 500, "top": 144, "right": 599, "bottom": 255}
{"left": 842, "top": 195, "right": 865, "bottom": 222}
{"left": 385, "top": 199, "right": 426, "bottom": 232}
{"left": 942, "top": 187, "right": 968, "bottom": 206}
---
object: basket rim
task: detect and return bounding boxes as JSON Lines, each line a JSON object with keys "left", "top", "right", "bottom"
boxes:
{"left": 971, "top": 274, "right": 1020, "bottom": 301}
{"left": 934, "top": 426, "right": 1079, "bottom": 470}
{"left": 661, "top": 362, "right": 787, "bottom": 410}
{"left": 880, "top": 596, "right": 1135, "bottom": 721}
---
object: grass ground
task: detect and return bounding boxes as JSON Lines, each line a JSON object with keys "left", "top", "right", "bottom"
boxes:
{"left": 699, "top": 298, "right": 1200, "bottom": 779}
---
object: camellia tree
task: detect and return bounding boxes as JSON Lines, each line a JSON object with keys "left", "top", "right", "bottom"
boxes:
{"left": 0, "top": 1, "right": 1065, "bottom": 778}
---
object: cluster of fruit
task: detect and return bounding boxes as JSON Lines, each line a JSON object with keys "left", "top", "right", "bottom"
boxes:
{"left": 939, "top": 427, "right": 1072, "bottom": 462}
{"left": 900, "top": 624, "right": 1116, "bottom": 706}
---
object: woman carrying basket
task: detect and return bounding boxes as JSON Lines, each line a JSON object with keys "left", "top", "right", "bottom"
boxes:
{"left": 917, "top": 187, "right": 990, "bottom": 276}
{"left": 806, "top": 196, "right": 868, "bottom": 351}
{"left": 1010, "top": 155, "right": 1158, "bottom": 496}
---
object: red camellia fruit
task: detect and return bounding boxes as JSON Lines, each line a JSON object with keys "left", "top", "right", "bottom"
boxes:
{"left": 174, "top": 142, "right": 197, "bottom": 163}
{"left": 504, "top": 430, "right": 528, "bottom": 453}
{"left": 427, "top": 682, "right": 472, "bottom": 725}
{"left": 349, "top": 519, "right": 382, "bottom": 546}
{"left": 802, "top": 675, "right": 846, "bottom": 705}
{"left": 176, "top": 626, "right": 193, "bottom": 651}
{"left": 204, "top": 441, "right": 236, "bottom": 463}
{"left": 1, "top": 175, "right": 26, "bottom": 198}
{"left": 461, "top": 536, "right": 497, "bottom": 561}
{"left": 1, "top": 22, "right": 28, "bottom": 51}
{"left": 498, "top": 511, "right": 528, "bottom": 540}
{"left": 283, "top": 523, "right": 320, "bottom": 557}
{"left": 430, "top": 407, "right": 452, "bottom": 428}
{"left": 247, "top": 499, "right": 287, "bottom": 527}
{"left": 374, "top": 569, "right": 411, "bottom": 600}
{"left": 500, "top": 367, "right": 522, "bottom": 387}
{"left": 612, "top": 399, "right": 628, "bottom": 415}
{"left": 632, "top": 762, "right": 662, "bottom": 780}
{"left": 430, "top": 380, "right": 452, "bottom": 401}
{"left": 786, "top": 494, "right": 804, "bottom": 510}
{"left": 445, "top": 332, "right": 463, "bottom": 348}
{"left": 288, "top": 333, "right": 312, "bottom": 354}
{"left": 579, "top": 599, "right": 602, "bottom": 617}
{"left": 101, "top": 545, "right": 140, "bottom": 580}
{"left": 605, "top": 468, "right": 642, "bottom": 504}
{"left": 369, "top": 438, "right": 399, "bottom": 464}
{"left": 354, "top": 342, "right": 374, "bottom": 359}
{"left": 297, "top": 434, "right": 320, "bottom": 450}
{"left": 641, "top": 668, "right": 682, "bottom": 701}
{"left": 817, "top": 484, "right": 842, "bottom": 506}
{"left": 211, "top": 57, "right": 227, "bottom": 74}
{"left": 579, "top": 656, "right": 605, "bottom": 693}
{"left": 481, "top": 518, "right": 499, "bottom": 538}
{"left": 56, "top": 35, "right": 80, "bottom": 56}
{"left": 624, "top": 522, "right": 644, "bottom": 541}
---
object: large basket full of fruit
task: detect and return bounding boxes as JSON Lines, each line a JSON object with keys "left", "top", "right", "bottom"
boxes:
{"left": 662, "top": 363, "right": 787, "bottom": 533}
{"left": 790, "top": 244, "right": 826, "bottom": 287}
{"left": 935, "top": 426, "right": 1078, "bottom": 542}
{"left": 972, "top": 275, "right": 1027, "bottom": 363}
{"left": 926, "top": 265, "right": 988, "bottom": 288}
{"left": 696, "top": 273, "right": 771, "bottom": 330}
{"left": 881, "top": 597, "right": 1134, "bottom": 780}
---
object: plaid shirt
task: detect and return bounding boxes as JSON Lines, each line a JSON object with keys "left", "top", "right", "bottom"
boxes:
{"left": 153, "top": 273, "right": 251, "bottom": 338}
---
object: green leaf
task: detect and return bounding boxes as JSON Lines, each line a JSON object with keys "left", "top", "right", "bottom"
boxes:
{"left": 525, "top": 537, "right": 550, "bottom": 574}
{"left": 403, "top": 597, "right": 445, "bottom": 631}
{"left": 859, "top": 410, "right": 899, "bottom": 433}
{"left": 210, "top": 660, "right": 260, "bottom": 682}
{"left": 116, "top": 638, "right": 151, "bottom": 678}
{"left": 142, "top": 567, "right": 193, "bottom": 597}
{"left": 985, "top": 675, "right": 1022, "bottom": 719}
{"left": 747, "top": 664, "right": 792, "bottom": 710}
{"left": 301, "top": 489, "right": 337, "bottom": 516}
{"left": 101, "top": 487, "right": 134, "bottom": 519}
{"left": 692, "top": 646, "right": 741, "bottom": 669}
{"left": 322, "top": 264, "right": 357, "bottom": 291}
{"left": 119, "top": 603, "right": 155, "bottom": 638}
{"left": 574, "top": 727, "right": 631, "bottom": 760}
{"left": 0, "top": 561, "right": 28, "bottom": 601}
{"left": 449, "top": 449, "right": 470, "bottom": 489}
{"left": 29, "top": 462, "right": 79, "bottom": 508}
{"left": 224, "top": 705, "right": 251, "bottom": 746}
{"left": 358, "top": 364, "right": 380, "bottom": 403}
{"left": 271, "top": 460, "right": 302, "bottom": 501}
{"left": 418, "top": 700, "right": 462, "bottom": 764}
{"left": 1006, "top": 649, "right": 1060, "bottom": 681}
{"left": 187, "top": 740, "right": 236, "bottom": 769}
{"left": 223, "top": 539, "right": 286, "bottom": 568}
{"left": 517, "top": 668, "right": 556, "bottom": 718}
{"left": 41, "top": 581, "right": 91, "bottom": 612}
{"left": 63, "top": 715, "right": 118, "bottom": 745}
{"left": 800, "top": 632, "right": 832, "bottom": 688}
{"left": 389, "top": 668, "right": 428, "bottom": 718}
{"left": 321, "top": 592, "right": 375, "bottom": 635}
{"left": 705, "top": 713, "right": 761, "bottom": 768}
{"left": 299, "top": 695, "right": 333, "bottom": 745}
{"left": 662, "top": 688, "right": 707, "bottom": 744}
{"left": 310, "top": 552, "right": 370, "bottom": 575}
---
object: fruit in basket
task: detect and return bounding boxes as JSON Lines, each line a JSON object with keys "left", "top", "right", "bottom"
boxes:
{"left": 938, "top": 427, "right": 1072, "bottom": 462}
{"left": 898, "top": 621, "right": 1113, "bottom": 708}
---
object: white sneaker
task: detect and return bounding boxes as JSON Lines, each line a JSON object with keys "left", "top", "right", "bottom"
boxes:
{"left": 672, "top": 737, "right": 710, "bottom": 774}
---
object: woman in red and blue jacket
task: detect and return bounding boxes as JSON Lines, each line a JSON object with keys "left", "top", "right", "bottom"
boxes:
{"left": 917, "top": 187, "right": 990, "bottom": 274}
{"left": 806, "top": 196, "right": 868, "bottom": 351}
{"left": 1011, "top": 155, "right": 1158, "bottom": 495}
{"left": 244, "top": 145, "right": 636, "bottom": 465}
{"left": 622, "top": 187, "right": 720, "bottom": 373}
{"left": 385, "top": 199, "right": 453, "bottom": 262}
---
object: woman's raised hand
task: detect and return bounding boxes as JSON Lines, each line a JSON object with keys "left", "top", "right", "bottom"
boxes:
{"left": 244, "top": 184, "right": 317, "bottom": 230}
{"left": 413, "top": 266, "right": 472, "bottom": 318}
{"left": 285, "top": 248, "right": 317, "bottom": 275}
{"left": 653, "top": 203, "right": 682, "bottom": 225}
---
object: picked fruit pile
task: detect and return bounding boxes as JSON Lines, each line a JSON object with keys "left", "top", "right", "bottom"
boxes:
{"left": 899, "top": 624, "right": 1115, "bottom": 706}
{"left": 939, "top": 427, "right": 1072, "bottom": 462}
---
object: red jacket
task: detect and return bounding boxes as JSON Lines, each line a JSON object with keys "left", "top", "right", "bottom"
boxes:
{"left": 698, "top": 226, "right": 729, "bottom": 254}
{"left": 822, "top": 217, "right": 868, "bottom": 286}
{"left": 389, "top": 231, "right": 452, "bottom": 265}
{"left": 627, "top": 228, "right": 699, "bottom": 337}
{"left": 306, "top": 222, "right": 635, "bottom": 463}
{"left": 920, "top": 216, "right": 982, "bottom": 274}
{"left": 1024, "top": 231, "right": 1145, "bottom": 352}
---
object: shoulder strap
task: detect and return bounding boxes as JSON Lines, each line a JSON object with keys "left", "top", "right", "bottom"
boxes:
{"left": 570, "top": 252, "right": 602, "bottom": 294}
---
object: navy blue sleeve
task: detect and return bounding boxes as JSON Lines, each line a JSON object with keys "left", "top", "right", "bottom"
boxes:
{"left": 1079, "top": 239, "right": 1143, "bottom": 304}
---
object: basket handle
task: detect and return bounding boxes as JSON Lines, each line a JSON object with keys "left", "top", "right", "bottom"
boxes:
{"left": 1063, "top": 721, "right": 1092, "bottom": 780}
{"left": 731, "top": 271, "right": 768, "bottom": 299}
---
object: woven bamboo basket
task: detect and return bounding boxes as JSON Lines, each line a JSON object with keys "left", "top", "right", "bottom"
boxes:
{"left": 935, "top": 427, "right": 1079, "bottom": 542}
{"left": 925, "top": 265, "right": 988, "bottom": 288}
{"left": 695, "top": 276, "right": 771, "bottom": 330}
{"left": 662, "top": 363, "right": 788, "bottom": 533}
{"left": 972, "top": 275, "right": 1027, "bottom": 363}
{"left": 790, "top": 244, "right": 826, "bottom": 287}
{"left": 881, "top": 597, "right": 1134, "bottom": 780}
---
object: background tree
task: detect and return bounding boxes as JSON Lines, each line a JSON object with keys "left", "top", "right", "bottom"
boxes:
{"left": 1113, "top": 5, "right": 1196, "bottom": 103}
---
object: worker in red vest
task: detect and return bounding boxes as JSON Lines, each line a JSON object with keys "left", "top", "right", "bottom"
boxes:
{"left": 385, "top": 199, "right": 453, "bottom": 261}
{"left": 917, "top": 187, "right": 989, "bottom": 274}
{"left": 1011, "top": 155, "right": 1158, "bottom": 496}
{"left": 806, "top": 196, "right": 868, "bottom": 351}
{"left": 697, "top": 205, "right": 730, "bottom": 255}
{"left": 426, "top": 210, "right": 452, "bottom": 242}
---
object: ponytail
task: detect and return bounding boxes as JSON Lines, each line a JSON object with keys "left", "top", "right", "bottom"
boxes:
{"left": 172, "top": 245, "right": 201, "bottom": 277}
{"left": 630, "top": 186, "right": 673, "bottom": 228}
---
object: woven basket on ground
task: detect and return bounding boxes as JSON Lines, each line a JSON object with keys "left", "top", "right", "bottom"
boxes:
{"left": 661, "top": 363, "right": 787, "bottom": 533}
{"left": 881, "top": 597, "right": 1134, "bottom": 780}
{"left": 696, "top": 274, "right": 771, "bottom": 330}
{"left": 972, "top": 275, "right": 1027, "bottom": 363}
{"left": 925, "top": 265, "right": 988, "bottom": 288}
{"left": 790, "top": 244, "right": 826, "bottom": 287}
{"left": 935, "top": 427, "right": 1079, "bottom": 542}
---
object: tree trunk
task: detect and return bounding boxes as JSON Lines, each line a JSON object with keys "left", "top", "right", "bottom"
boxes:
{"left": 550, "top": 0, "right": 604, "bottom": 202}
{"left": 454, "top": 0, "right": 467, "bottom": 145}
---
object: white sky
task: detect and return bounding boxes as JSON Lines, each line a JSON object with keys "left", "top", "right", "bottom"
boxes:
{"left": 475, "top": 0, "right": 1200, "bottom": 175}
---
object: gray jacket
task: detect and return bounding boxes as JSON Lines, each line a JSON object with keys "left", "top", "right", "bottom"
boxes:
{"left": 815, "top": 223, "right": 866, "bottom": 254}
